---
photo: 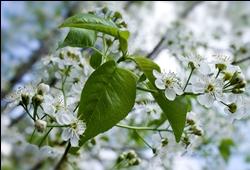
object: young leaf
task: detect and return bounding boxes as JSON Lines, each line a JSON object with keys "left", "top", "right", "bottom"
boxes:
{"left": 77, "top": 60, "right": 136, "bottom": 147}
{"left": 59, "top": 13, "right": 130, "bottom": 53}
{"left": 90, "top": 51, "right": 102, "bottom": 69}
{"left": 58, "top": 28, "right": 96, "bottom": 49}
{"left": 219, "top": 138, "right": 235, "bottom": 162}
{"left": 130, "top": 56, "right": 189, "bottom": 142}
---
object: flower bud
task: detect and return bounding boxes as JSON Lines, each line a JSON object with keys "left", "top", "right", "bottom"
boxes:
{"left": 216, "top": 63, "right": 227, "bottom": 71}
{"left": 117, "top": 153, "right": 126, "bottom": 163}
{"left": 37, "top": 83, "right": 50, "bottom": 95}
{"left": 188, "top": 62, "right": 196, "bottom": 70}
{"left": 35, "top": 119, "right": 47, "bottom": 133}
{"left": 90, "top": 138, "right": 96, "bottom": 145}
{"left": 228, "top": 103, "right": 237, "bottom": 113}
{"left": 230, "top": 72, "right": 244, "bottom": 85}
{"left": 193, "top": 129, "right": 202, "bottom": 136}
{"left": 223, "top": 72, "right": 233, "bottom": 81}
{"left": 32, "top": 94, "right": 44, "bottom": 106}
{"left": 21, "top": 93, "right": 30, "bottom": 106}
{"left": 128, "top": 158, "right": 141, "bottom": 166}
{"left": 102, "top": 7, "right": 108, "bottom": 14}
{"left": 59, "top": 52, "right": 64, "bottom": 59}
{"left": 126, "top": 150, "right": 137, "bottom": 160}
{"left": 187, "top": 119, "right": 195, "bottom": 125}
{"left": 234, "top": 80, "right": 246, "bottom": 89}
{"left": 113, "top": 11, "right": 122, "bottom": 19}
{"left": 161, "top": 138, "right": 169, "bottom": 147}
{"left": 232, "top": 88, "right": 244, "bottom": 94}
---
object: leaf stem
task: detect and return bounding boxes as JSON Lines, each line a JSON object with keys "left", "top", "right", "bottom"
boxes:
{"left": 136, "top": 86, "right": 158, "bottom": 93}
{"left": 47, "top": 124, "right": 70, "bottom": 128}
{"left": 39, "top": 127, "right": 53, "bottom": 147}
{"left": 116, "top": 124, "right": 172, "bottom": 132}
{"left": 134, "top": 130, "right": 155, "bottom": 151}
{"left": 29, "top": 129, "right": 36, "bottom": 143}
{"left": 183, "top": 68, "right": 194, "bottom": 91}
{"left": 21, "top": 104, "right": 35, "bottom": 121}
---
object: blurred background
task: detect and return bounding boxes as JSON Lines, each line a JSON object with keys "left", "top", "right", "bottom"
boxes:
{"left": 1, "top": 1, "right": 250, "bottom": 170}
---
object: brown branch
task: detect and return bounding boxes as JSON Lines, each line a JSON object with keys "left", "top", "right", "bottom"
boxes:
{"left": 146, "top": 1, "right": 203, "bottom": 59}
{"left": 1, "top": 2, "right": 79, "bottom": 100}
{"left": 232, "top": 56, "right": 250, "bottom": 65}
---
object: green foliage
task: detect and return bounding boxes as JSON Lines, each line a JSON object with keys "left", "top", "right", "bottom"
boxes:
{"left": 58, "top": 28, "right": 97, "bottom": 49}
{"left": 219, "top": 138, "right": 235, "bottom": 162}
{"left": 130, "top": 56, "right": 189, "bottom": 142}
{"left": 59, "top": 13, "right": 129, "bottom": 54}
{"left": 90, "top": 51, "right": 102, "bottom": 69}
{"left": 77, "top": 60, "right": 137, "bottom": 146}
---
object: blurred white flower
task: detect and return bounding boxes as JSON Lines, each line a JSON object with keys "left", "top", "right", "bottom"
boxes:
{"left": 37, "top": 83, "right": 50, "bottom": 95}
{"left": 212, "top": 54, "right": 233, "bottom": 70}
{"left": 4, "top": 84, "right": 35, "bottom": 107}
{"left": 153, "top": 70, "right": 183, "bottom": 101}
{"left": 56, "top": 110, "right": 86, "bottom": 147}
{"left": 181, "top": 53, "right": 210, "bottom": 74}
{"left": 192, "top": 75, "right": 224, "bottom": 108}
{"left": 223, "top": 94, "right": 250, "bottom": 122}
{"left": 42, "top": 94, "right": 64, "bottom": 117}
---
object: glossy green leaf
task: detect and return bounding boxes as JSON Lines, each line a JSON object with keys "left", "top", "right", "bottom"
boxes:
{"left": 58, "top": 28, "right": 96, "bottom": 49}
{"left": 59, "top": 13, "right": 130, "bottom": 53}
{"left": 219, "top": 138, "right": 235, "bottom": 162}
{"left": 77, "top": 60, "right": 136, "bottom": 147}
{"left": 130, "top": 56, "right": 189, "bottom": 142}
{"left": 90, "top": 51, "right": 102, "bottom": 69}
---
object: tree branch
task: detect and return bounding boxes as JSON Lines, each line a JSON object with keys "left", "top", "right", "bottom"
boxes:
{"left": 232, "top": 56, "right": 250, "bottom": 65}
{"left": 146, "top": 1, "right": 203, "bottom": 59}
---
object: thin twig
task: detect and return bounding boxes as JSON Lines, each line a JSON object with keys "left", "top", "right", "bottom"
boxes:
{"left": 54, "top": 142, "right": 71, "bottom": 170}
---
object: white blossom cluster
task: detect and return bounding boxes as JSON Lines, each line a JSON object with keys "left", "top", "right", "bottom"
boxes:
{"left": 153, "top": 53, "right": 249, "bottom": 122}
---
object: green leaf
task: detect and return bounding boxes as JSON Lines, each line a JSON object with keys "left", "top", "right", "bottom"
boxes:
{"left": 77, "top": 60, "right": 136, "bottom": 147}
{"left": 151, "top": 92, "right": 190, "bottom": 142}
{"left": 59, "top": 13, "right": 130, "bottom": 53}
{"left": 130, "top": 56, "right": 189, "bottom": 142}
{"left": 58, "top": 28, "right": 96, "bottom": 49}
{"left": 219, "top": 138, "right": 235, "bottom": 162}
{"left": 90, "top": 51, "right": 102, "bottom": 69}
{"left": 128, "top": 56, "right": 160, "bottom": 85}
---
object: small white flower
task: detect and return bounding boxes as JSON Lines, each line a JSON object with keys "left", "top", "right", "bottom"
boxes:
{"left": 212, "top": 54, "right": 233, "bottom": 70}
{"left": 223, "top": 94, "right": 250, "bottom": 122}
{"left": 42, "top": 94, "right": 64, "bottom": 117}
{"left": 192, "top": 75, "right": 224, "bottom": 108}
{"left": 153, "top": 70, "right": 183, "bottom": 101}
{"left": 35, "top": 119, "right": 47, "bottom": 133}
{"left": 181, "top": 53, "right": 210, "bottom": 74}
{"left": 37, "top": 83, "right": 50, "bottom": 95}
{"left": 56, "top": 111, "right": 86, "bottom": 147}
{"left": 5, "top": 84, "right": 35, "bottom": 107}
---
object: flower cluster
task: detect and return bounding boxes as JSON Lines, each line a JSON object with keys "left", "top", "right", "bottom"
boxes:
{"left": 153, "top": 53, "right": 248, "bottom": 122}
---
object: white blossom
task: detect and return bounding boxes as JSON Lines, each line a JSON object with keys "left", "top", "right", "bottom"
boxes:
{"left": 37, "top": 83, "right": 50, "bottom": 95}
{"left": 223, "top": 94, "right": 250, "bottom": 122}
{"left": 56, "top": 110, "right": 86, "bottom": 147}
{"left": 181, "top": 53, "right": 210, "bottom": 74}
{"left": 153, "top": 70, "right": 183, "bottom": 101}
{"left": 192, "top": 75, "right": 224, "bottom": 108}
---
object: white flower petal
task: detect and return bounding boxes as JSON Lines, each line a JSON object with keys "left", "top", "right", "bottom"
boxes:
{"left": 192, "top": 82, "right": 204, "bottom": 93}
{"left": 165, "top": 88, "right": 176, "bottom": 101}
{"left": 56, "top": 113, "right": 75, "bottom": 125}
{"left": 197, "top": 94, "right": 214, "bottom": 108}
{"left": 155, "top": 79, "right": 165, "bottom": 90}
{"left": 173, "top": 85, "right": 183, "bottom": 95}
{"left": 153, "top": 70, "right": 162, "bottom": 78}
{"left": 62, "top": 128, "right": 72, "bottom": 141}
{"left": 199, "top": 63, "right": 211, "bottom": 74}
{"left": 70, "top": 133, "right": 79, "bottom": 147}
